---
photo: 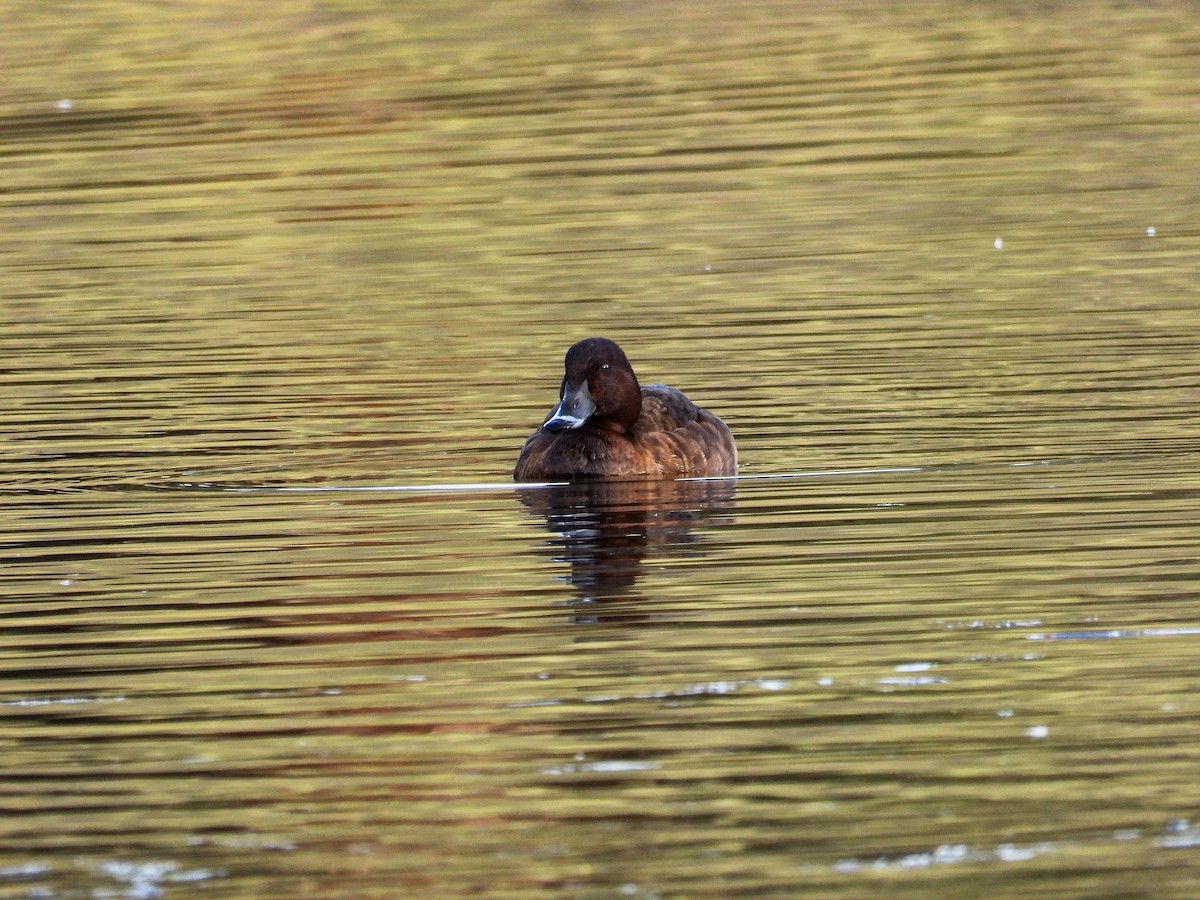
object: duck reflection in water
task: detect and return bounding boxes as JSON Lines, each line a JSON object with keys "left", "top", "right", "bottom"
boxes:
{"left": 518, "top": 479, "right": 737, "bottom": 621}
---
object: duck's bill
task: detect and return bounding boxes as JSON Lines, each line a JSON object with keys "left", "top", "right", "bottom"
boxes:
{"left": 542, "top": 380, "right": 596, "bottom": 433}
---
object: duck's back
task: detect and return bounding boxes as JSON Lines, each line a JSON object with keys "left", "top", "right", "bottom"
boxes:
{"left": 631, "top": 384, "right": 737, "bottom": 478}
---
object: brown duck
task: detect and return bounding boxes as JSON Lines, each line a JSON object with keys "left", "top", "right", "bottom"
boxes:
{"left": 514, "top": 337, "right": 738, "bottom": 481}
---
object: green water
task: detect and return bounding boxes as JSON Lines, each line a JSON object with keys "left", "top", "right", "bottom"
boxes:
{"left": 3, "top": 1, "right": 1200, "bottom": 896}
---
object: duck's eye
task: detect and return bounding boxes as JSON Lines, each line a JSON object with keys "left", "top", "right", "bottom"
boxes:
{"left": 601, "top": 364, "right": 610, "bottom": 370}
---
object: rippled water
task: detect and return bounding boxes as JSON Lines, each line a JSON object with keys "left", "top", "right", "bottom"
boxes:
{"left": 4, "top": 1, "right": 1200, "bottom": 897}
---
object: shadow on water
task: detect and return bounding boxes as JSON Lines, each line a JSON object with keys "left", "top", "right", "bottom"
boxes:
{"left": 518, "top": 478, "right": 737, "bottom": 618}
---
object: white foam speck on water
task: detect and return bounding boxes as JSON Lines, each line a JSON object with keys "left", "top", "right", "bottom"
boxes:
{"left": 542, "top": 759, "right": 660, "bottom": 776}
{"left": 1028, "top": 626, "right": 1200, "bottom": 641}
{"left": 2, "top": 695, "right": 125, "bottom": 708}
{"left": 835, "top": 839, "right": 1058, "bottom": 873}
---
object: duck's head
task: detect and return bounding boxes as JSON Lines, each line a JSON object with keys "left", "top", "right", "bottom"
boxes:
{"left": 543, "top": 337, "right": 642, "bottom": 434}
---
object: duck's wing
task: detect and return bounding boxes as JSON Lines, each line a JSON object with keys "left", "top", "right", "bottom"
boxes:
{"left": 634, "top": 385, "right": 738, "bottom": 477}
{"left": 636, "top": 384, "right": 701, "bottom": 432}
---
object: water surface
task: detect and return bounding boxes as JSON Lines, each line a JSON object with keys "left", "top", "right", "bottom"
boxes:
{"left": 3, "top": 1, "right": 1200, "bottom": 896}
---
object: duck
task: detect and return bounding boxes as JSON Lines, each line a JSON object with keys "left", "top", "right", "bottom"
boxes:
{"left": 513, "top": 337, "right": 738, "bottom": 481}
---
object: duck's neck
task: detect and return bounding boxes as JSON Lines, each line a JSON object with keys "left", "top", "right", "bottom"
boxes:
{"left": 598, "top": 370, "right": 641, "bottom": 432}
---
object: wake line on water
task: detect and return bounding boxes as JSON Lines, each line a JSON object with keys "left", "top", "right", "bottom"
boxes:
{"left": 123, "top": 444, "right": 1198, "bottom": 495}
{"left": 115, "top": 453, "right": 1118, "bottom": 495}
{"left": 182, "top": 464, "right": 933, "bottom": 494}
